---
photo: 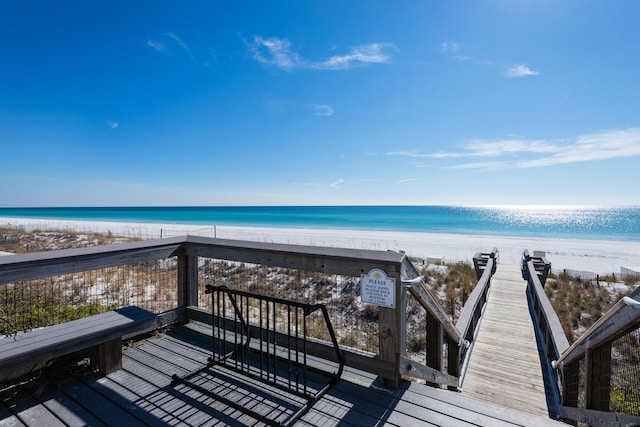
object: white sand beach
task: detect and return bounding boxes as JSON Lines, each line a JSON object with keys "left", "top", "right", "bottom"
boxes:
{"left": 2, "top": 217, "right": 639, "bottom": 275}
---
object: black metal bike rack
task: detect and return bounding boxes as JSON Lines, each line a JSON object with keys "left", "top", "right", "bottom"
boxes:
{"left": 172, "top": 285, "right": 344, "bottom": 427}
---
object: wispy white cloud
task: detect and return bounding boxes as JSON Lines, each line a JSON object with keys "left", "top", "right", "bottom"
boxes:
{"left": 290, "top": 178, "right": 345, "bottom": 188}
{"left": 387, "top": 128, "right": 640, "bottom": 170}
{"left": 439, "top": 42, "right": 539, "bottom": 77}
{"left": 147, "top": 32, "right": 199, "bottom": 63}
{"left": 397, "top": 177, "right": 427, "bottom": 183}
{"left": 105, "top": 120, "right": 119, "bottom": 129}
{"left": 166, "top": 32, "right": 195, "bottom": 62}
{"left": 248, "top": 36, "right": 394, "bottom": 71}
{"left": 428, "top": 139, "right": 559, "bottom": 159}
{"left": 386, "top": 150, "right": 432, "bottom": 158}
{"left": 249, "top": 37, "right": 299, "bottom": 70}
{"left": 440, "top": 41, "right": 469, "bottom": 61}
{"left": 504, "top": 64, "right": 539, "bottom": 77}
{"left": 330, "top": 179, "right": 344, "bottom": 188}
{"left": 441, "top": 41, "right": 459, "bottom": 54}
{"left": 307, "top": 104, "right": 335, "bottom": 117}
{"left": 146, "top": 39, "right": 164, "bottom": 52}
{"left": 519, "top": 128, "right": 640, "bottom": 168}
{"left": 314, "top": 43, "right": 393, "bottom": 70}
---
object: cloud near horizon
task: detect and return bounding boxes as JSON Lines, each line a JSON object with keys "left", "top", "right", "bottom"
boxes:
{"left": 330, "top": 178, "right": 344, "bottom": 188}
{"left": 249, "top": 36, "right": 394, "bottom": 71}
{"left": 290, "top": 178, "right": 345, "bottom": 188}
{"left": 387, "top": 128, "right": 640, "bottom": 170}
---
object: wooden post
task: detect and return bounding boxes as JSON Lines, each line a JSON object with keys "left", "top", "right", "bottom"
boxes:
{"left": 378, "top": 269, "right": 405, "bottom": 388}
{"left": 425, "top": 310, "right": 443, "bottom": 387}
{"left": 446, "top": 335, "right": 459, "bottom": 391}
{"left": 91, "top": 338, "right": 123, "bottom": 374}
{"left": 178, "top": 254, "right": 198, "bottom": 308}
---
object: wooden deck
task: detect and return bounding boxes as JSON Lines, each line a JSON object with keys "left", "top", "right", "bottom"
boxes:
{"left": 461, "top": 264, "right": 552, "bottom": 419}
{"left": 0, "top": 322, "right": 567, "bottom": 426}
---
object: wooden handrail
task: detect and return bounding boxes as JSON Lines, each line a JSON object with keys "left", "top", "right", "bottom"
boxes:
{"left": 0, "top": 236, "right": 187, "bottom": 285}
{"left": 0, "top": 235, "right": 407, "bottom": 388}
{"left": 524, "top": 251, "right": 640, "bottom": 424}
{"left": 553, "top": 286, "right": 640, "bottom": 368}
{"left": 401, "top": 257, "right": 466, "bottom": 346}
{"left": 524, "top": 257, "right": 570, "bottom": 360}
{"left": 457, "top": 250, "right": 497, "bottom": 343}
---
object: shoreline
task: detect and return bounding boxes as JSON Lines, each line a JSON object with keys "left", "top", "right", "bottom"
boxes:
{"left": 2, "top": 216, "right": 639, "bottom": 275}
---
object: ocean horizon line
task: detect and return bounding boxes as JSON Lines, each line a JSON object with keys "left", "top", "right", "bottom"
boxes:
{"left": 1, "top": 205, "right": 639, "bottom": 243}
{"left": 2, "top": 203, "right": 639, "bottom": 209}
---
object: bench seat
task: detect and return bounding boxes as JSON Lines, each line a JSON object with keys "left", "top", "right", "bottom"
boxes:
{"left": 0, "top": 306, "right": 156, "bottom": 382}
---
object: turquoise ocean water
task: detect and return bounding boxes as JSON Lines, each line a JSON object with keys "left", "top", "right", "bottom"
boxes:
{"left": 0, "top": 206, "right": 639, "bottom": 242}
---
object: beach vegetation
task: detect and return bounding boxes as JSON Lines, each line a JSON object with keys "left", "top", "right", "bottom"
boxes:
{"left": 418, "top": 261, "right": 477, "bottom": 323}
{"left": 0, "top": 289, "right": 116, "bottom": 336}
{"left": 0, "top": 226, "right": 139, "bottom": 254}
{"left": 544, "top": 270, "right": 632, "bottom": 344}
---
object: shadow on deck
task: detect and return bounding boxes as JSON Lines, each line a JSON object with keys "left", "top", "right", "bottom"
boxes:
{"left": 1, "top": 323, "right": 565, "bottom": 427}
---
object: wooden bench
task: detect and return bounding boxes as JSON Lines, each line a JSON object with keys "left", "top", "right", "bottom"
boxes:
{"left": 0, "top": 306, "right": 157, "bottom": 383}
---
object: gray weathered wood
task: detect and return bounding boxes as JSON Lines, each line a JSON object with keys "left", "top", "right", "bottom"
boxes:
{"left": 457, "top": 255, "right": 494, "bottom": 342}
{"left": 0, "top": 237, "right": 186, "bottom": 285}
{"left": 177, "top": 254, "right": 198, "bottom": 307}
{"left": 557, "top": 293, "right": 640, "bottom": 367}
{"left": 0, "top": 323, "right": 569, "bottom": 427}
{"left": 184, "top": 235, "right": 404, "bottom": 277}
{"left": 461, "top": 264, "right": 552, "bottom": 419}
{"left": 0, "top": 306, "right": 156, "bottom": 381}
{"left": 398, "top": 355, "right": 458, "bottom": 388}
{"left": 91, "top": 338, "right": 122, "bottom": 374}
{"left": 0, "top": 236, "right": 405, "bottom": 285}
{"left": 402, "top": 257, "right": 464, "bottom": 346}
{"left": 377, "top": 268, "right": 405, "bottom": 388}
{"left": 562, "top": 406, "right": 640, "bottom": 427}
{"left": 525, "top": 258, "right": 570, "bottom": 360}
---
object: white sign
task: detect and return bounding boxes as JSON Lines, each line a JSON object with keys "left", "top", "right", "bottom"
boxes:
{"left": 360, "top": 269, "right": 395, "bottom": 308}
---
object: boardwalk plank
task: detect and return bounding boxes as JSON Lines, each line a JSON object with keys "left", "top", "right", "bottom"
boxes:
{"left": 1, "top": 391, "right": 62, "bottom": 427}
{"left": 461, "top": 264, "right": 551, "bottom": 419}
{"left": 407, "top": 382, "right": 564, "bottom": 427}
{"left": 123, "top": 345, "right": 264, "bottom": 426}
{"left": 36, "top": 384, "right": 108, "bottom": 427}
{"left": 1, "top": 322, "right": 567, "bottom": 427}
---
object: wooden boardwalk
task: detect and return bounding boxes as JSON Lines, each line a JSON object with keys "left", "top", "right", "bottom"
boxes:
{"left": 461, "top": 264, "right": 551, "bottom": 419}
{"left": 0, "top": 322, "right": 567, "bottom": 426}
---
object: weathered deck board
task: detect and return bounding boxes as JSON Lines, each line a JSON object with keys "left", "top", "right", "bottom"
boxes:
{"left": 0, "top": 323, "right": 566, "bottom": 426}
{"left": 461, "top": 263, "right": 551, "bottom": 419}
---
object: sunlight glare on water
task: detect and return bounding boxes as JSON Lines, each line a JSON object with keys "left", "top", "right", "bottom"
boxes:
{"left": 477, "top": 205, "right": 633, "bottom": 239}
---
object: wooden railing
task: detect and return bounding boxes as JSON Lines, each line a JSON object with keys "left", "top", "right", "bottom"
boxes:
{"left": 523, "top": 251, "right": 640, "bottom": 426}
{"left": 522, "top": 250, "right": 569, "bottom": 419}
{"left": 400, "top": 258, "right": 469, "bottom": 388}
{"left": 456, "top": 248, "right": 498, "bottom": 380}
{"left": 1, "top": 235, "right": 486, "bottom": 390}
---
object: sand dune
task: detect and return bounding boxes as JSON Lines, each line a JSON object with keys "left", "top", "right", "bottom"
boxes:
{"left": 2, "top": 217, "right": 639, "bottom": 275}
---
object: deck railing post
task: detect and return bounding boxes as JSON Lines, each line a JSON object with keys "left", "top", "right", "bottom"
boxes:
{"left": 178, "top": 254, "right": 198, "bottom": 308}
{"left": 425, "top": 310, "right": 443, "bottom": 386}
{"left": 378, "top": 269, "right": 405, "bottom": 388}
{"left": 446, "top": 335, "right": 460, "bottom": 386}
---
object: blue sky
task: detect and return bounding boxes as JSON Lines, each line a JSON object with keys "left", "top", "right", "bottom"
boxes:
{"left": 1, "top": 0, "right": 639, "bottom": 207}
